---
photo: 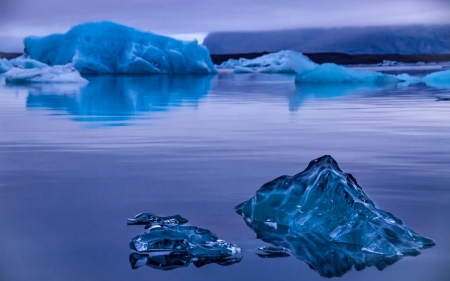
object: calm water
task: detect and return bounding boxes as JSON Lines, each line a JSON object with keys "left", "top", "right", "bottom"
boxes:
{"left": 0, "top": 70, "right": 449, "bottom": 281}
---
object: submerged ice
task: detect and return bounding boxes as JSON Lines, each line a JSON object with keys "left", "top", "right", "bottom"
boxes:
{"left": 24, "top": 21, "right": 217, "bottom": 74}
{"left": 235, "top": 156, "right": 435, "bottom": 258}
{"left": 128, "top": 213, "right": 241, "bottom": 270}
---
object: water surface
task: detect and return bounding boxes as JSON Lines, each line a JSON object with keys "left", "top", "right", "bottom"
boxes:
{"left": 0, "top": 70, "right": 449, "bottom": 280}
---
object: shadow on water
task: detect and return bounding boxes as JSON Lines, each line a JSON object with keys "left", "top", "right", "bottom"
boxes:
{"left": 23, "top": 75, "right": 213, "bottom": 126}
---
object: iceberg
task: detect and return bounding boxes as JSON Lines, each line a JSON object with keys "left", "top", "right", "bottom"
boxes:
{"left": 218, "top": 50, "right": 318, "bottom": 74}
{"left": 3, "top": 65, "right": 88, "bottom": 84}
{"left": 0, "top": 58, "right": 13, "bottom": 73}
{"left": 295, "top": 63, "right": 401, "bottom": 84}
{"left": 128, "top": 212, "right": 241, "bottom": 271}
{"left": 0, "top": 56, "right": 48, "bottom": 73}
{"left": 24, "top": 21, "right": 217, "bottom": 74}
{"left": 235, "top": 156, "right": 435, "bottom": 257}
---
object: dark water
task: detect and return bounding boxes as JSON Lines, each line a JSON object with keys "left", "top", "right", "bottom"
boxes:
{"left": 0, "top": 71, "right": 449, "bottom": 281}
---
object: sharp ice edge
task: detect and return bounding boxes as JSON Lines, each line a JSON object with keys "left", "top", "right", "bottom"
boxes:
{"left": 236, "top": 156, "right": 435, "bottom": 255}
{"left": 128, "top": 213, "right": 241, "bottom": 270}
{"left": 23, "top": 21, "right": 217, "bottom": 74}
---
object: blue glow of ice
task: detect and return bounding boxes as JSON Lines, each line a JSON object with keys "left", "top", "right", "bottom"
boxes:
{"left": 235, "top": 156, "right": 435, "bottom": 257}
{"left": 24, "top": 21, "right": 217, "bottom": 74}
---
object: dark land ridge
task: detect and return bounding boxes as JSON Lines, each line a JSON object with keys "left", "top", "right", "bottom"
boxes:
{"left": 0, "top": 52, "right": 22, "bottom": 60}
{"left": 1, "top": 51, "right": 449, "bottom": 66}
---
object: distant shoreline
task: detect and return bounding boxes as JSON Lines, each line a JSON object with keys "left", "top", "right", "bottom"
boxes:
{"left": 2, "top": 51, "right": 450, "bottom": 66}
{"left": 211, "top": 52, "right": 450, "bottom": 65}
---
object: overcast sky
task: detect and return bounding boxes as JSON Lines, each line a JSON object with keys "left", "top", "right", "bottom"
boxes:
{"left": 1, "top": 0, "right": 449, "bottom": 51}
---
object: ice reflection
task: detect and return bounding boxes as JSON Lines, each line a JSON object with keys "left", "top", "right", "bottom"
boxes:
{"left": 242, "top": 218, "right": 405, "bottom": 278}
{"left": 24, "top": 75, "right": 213, "bottom": 125}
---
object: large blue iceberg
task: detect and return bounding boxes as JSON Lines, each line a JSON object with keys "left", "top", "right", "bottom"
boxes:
{"left": 128, "top": 213, "right": 241, "bottom": 271}
{"left": 24, "top": 21, "right": 217, "bottom": 74}
{"left": 235, "top": 156, "right": 434, "bottom": 258}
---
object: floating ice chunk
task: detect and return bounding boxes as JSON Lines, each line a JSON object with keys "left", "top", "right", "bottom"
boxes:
{"left": 127, "top": 213, "right": 188, "bottom": 229}
{"left": 233, "top": 66, "right": 256, "bottom": 73}
{"left": 377, "top": 60, "right": 403, "bottom": 67}
{"left": 10, "top": 56, "right": 48, "bottom": 69}
{"left": 3, "top": 65, "right": 88, "bottom": 84}
{"left": 235, "top": 155, "right": 435, "bottom": 257}
{"left": 219, "top": 51, "right": 318, "bottom": 74}
{"left": 128, "top": 213, "right": 241, "bottom": 271}
{"left": 0, "top": 58, "right": 13, "bottom": 73}
{"left": 256, "top": 246, "right": 290, "bottom": 258}
{"left": 24, "top": 21, "right": 217, "bottom": 74}
{"left": 295, "top": 63, "right": 401, "bottom": 84}
{"left": 422, "top": 70, "right": 450, "bottom": 89}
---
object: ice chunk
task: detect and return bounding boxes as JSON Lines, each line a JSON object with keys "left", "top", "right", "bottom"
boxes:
{"left": 0, "top": 58, "right": 13, "bottom": 73}
{"left": 129, "top": 252, "right": 242, "bottom": 270}
{"left": 243, "top": 218, "right": 403, "bottom": 277}
{"left": 219, "top": 51, "right": 318, "bottom": 74}
{"left": 24, "top": 21, "right": 217, "bottom": 74}
{"left": 10, "top": 56, "right": 48, "bottom": 69}
{"left": 235, "top": 155, "right": 435, "bottom": 257}
{"left": 128, "top": 212, "right": 241, "bottom": 271}
{"left": 256, "top": 246, "right": 290, "bottom": 258}
{"left": 127, "top": 213, "right": 188, "bottom": 229}
{"left": 3, "top": 65, "right": 88, "bottom": 84}
{"left": 295, "top": 63, "right": 401, "bottom": 84}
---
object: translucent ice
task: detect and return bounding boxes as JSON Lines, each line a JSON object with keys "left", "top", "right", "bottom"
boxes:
{"left": 3, "top": 65, "right": 88, "bottom": 84}
{"left": 218, "top": 51, "right": 318, "bottom": 74}
{"left": 0, "top": 58, "right": 13, "bottom": 73}
{"left": 295, "top": 63, "right": 401, "bottom": 84}
{"left": 24, "top": 21, "right": 217, "bottom": 74}
{"left": 235, "top": 156, "right": 435, "bottom": 257}
{"left": 128, "top": 213, "right": 241, "bottom": 270}
{"left": 243, "top": 218, "right": 404, "bottom": 277}
{"left": 0, "top": 56, "right": 48, "bottom": 73}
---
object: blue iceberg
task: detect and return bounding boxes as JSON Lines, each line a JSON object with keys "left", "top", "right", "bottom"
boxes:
{"left": 128, "top": 212, "right": 241, "bottom": 271}
{"left": 24, "top": 21, "right": 217, "bottom": 74}
{"left": 235, "top": 156, "right": 435, "bottom": 257}
{"left": 295, "top": 63, "right": 401, "bottom": 84}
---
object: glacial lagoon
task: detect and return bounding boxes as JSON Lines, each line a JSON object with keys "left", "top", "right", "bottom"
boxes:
{"left": 0, "top": 69, "right": 449, "bottom": 280}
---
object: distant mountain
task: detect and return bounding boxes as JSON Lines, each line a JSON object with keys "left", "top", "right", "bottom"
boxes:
{"left": 203, "top": 25, "right": 450, "bottom": 55}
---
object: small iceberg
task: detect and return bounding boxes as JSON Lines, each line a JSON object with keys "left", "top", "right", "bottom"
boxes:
{"left": 295, "top": 63, "right": 401, "bottom": 84}
{"left": 128, "top": 213, "right": 241, "bottom": 271}
{"left": 3, "top": 65, "right": 88, "bottom": 84}
{"left": 218, "top": 50, "right": 318, "bottom": 74}
{"left": 0, "top": 56, "right": 48, "bottom": 73}
{"left": 24, "top": 21, "right": 217, "bottom": 74}
{"left": 235, "top": 156, "right": 434, "bottom": 276}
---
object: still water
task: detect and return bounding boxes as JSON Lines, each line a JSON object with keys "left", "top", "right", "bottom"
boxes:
{"left": 0, "top": 70, "right": 449, "bottom": 280}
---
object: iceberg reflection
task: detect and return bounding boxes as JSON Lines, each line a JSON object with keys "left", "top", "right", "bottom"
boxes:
{"left": 24, "top": 75, "right": 213, "bottom": 125}
{"left": 242, "top": 218, "right": 402, "bottom": 278}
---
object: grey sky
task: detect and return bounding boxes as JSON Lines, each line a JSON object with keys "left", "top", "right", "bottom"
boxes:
{"left": 0, "top": 0, "right": 449, "bottom": 51}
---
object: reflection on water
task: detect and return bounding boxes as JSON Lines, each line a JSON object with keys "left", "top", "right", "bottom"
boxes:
{"left": 25, "top": 75, "right": 213, "bottom": 125}
{"left": 243, "top": 218, "right": 404, "bottom": 278}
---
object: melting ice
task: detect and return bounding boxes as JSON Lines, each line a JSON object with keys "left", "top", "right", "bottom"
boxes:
{"left": 235, "top": 156, "right": 435, "bottom": 276}
{"left": 127, "top": 213, "right": 241, "bottom": 270}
